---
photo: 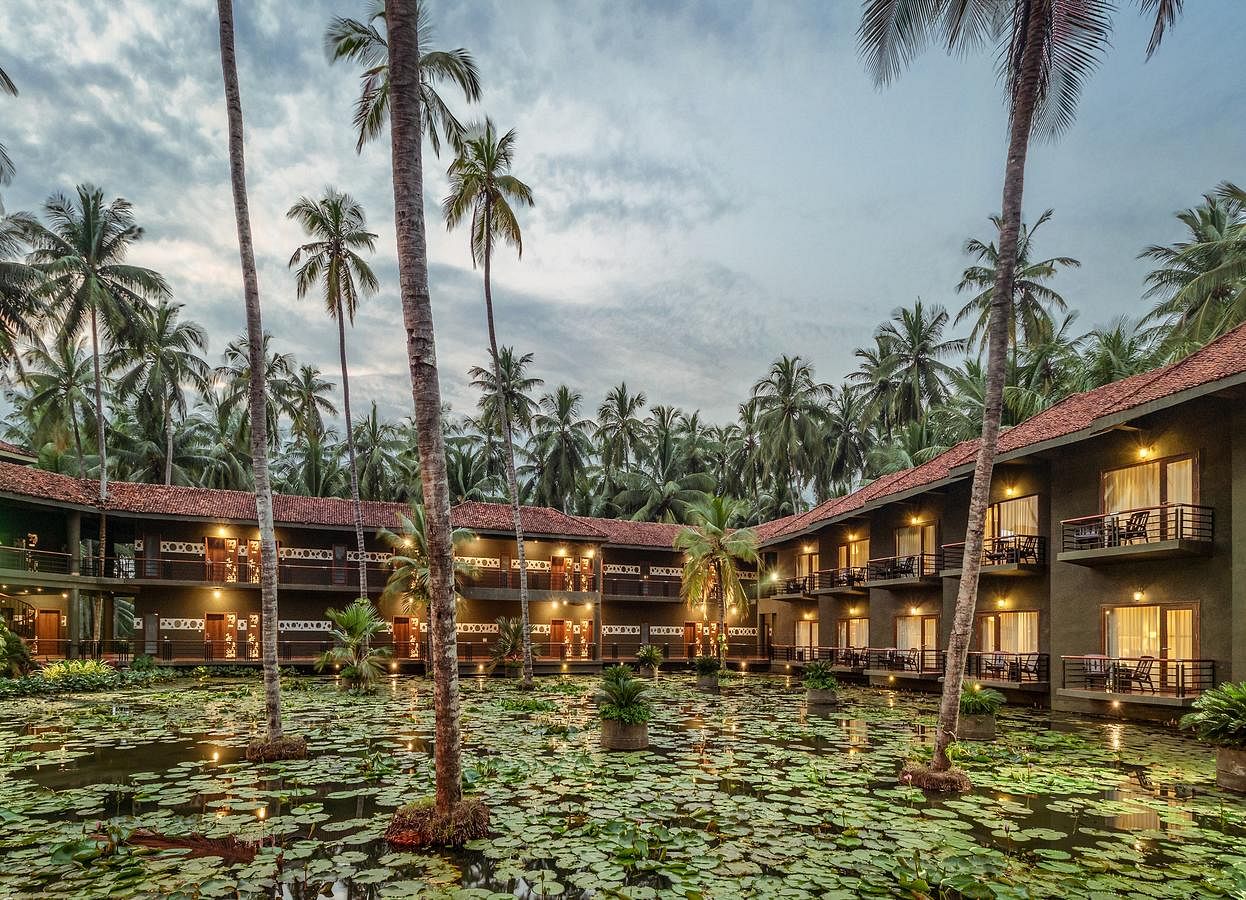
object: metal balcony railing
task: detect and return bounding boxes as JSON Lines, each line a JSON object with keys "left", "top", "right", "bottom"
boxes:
{"left": 941, "top": 535, "right": 1046, "bottom": 570}
{"left": 1060, "top": 655, "right": 1215, "bottom": 697}
{"left": 865, "top": 553, "right": 941, "bottom": 581}
{"left": 1060, "top": 503, "right": 1213, "bottom": 553}
{"left": 808, "top": 567, "right": 867, "bottom": 591}
{"left": 959, "top": 650, "right": 1049, "bottom": 684}
{"left": 600, "top": 577, "right": 681, "bottom": 598}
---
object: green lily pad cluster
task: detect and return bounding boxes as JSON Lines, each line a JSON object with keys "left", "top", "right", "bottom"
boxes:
{"left": 0, "top": 673, "right": 1244, "bottom": 898}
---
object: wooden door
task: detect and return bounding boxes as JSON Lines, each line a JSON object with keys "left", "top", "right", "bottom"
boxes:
{"left": 36, "top": 609, "right": 60, "bottom": 653}
{"left": 205, "top": 612, "right": 227, "bottom": 658}
{"left": 550, "top": 557, "right": 566, "bottom": 591}
{"left": 550, "top": 619, "right": 566, "bottom": 658}
{"left": 143, "top": 534, "right": 161, "bottom": 577}
{"left": 332, "top": 544, "right": 348, "bottom": 585}
{"left": 206, "top": 537, "right": 226, "bottom": 581}
{"left": 683, "top": 621, "right": 697, "bottom": 658}
{"left": 394, "top": 616, "right": 411, "bottom": 659}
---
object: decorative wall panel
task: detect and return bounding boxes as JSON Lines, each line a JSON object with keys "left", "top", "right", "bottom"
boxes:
{"left": 159, "top": 618, "right": 204, "bottom": 631}
{"left": 159, "top": 541, "right": 204, "bottom": 556}
{"left": 603, "top": 564, "right": 640, "bottom": 575}
{"left": 648, "top": 566, "right": 682, "bottom": 577}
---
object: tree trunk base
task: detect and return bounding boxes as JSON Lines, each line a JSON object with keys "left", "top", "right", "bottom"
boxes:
{"left": 384, "top": 798, "right": 490, "bottom": 848}
{"left": 901, "top": 763, "right": 972, "bottom": 793}
{"left": 245, "top": 735, "right": 309, "bottom": 762}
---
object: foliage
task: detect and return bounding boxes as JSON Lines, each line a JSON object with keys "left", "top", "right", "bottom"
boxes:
{"left": 959, "top": 686, "right": 1006, "bottom": 717}
{"left": 676, "top": 496, "right": 758, "bottom": 658}
{"left": 378, "top": 502, "right": 478, "bottom": 615}
{"left": 802, "top": 660, "right": 839, "bottom": 692}
{"left": 596, "top": 668, "right": 651, "bottom": 725}
{"left": 314, "top": 597, "right": 392, "bottom": 692}
{"left": 129, "top": 654, "right": 155, "bottom": 672}
{"left": 0, "top": 621, "right": 31, "bottom": 677}
{"left": 635, "top": 644, "right": 663, "bottom": 671}
{"left": 488, "top": 616, "right": 526, "bottom": 672}
{"left": 0, "top": 659, "right": 180, "bottom": 698}
{"left": 496, "top": 696, "right": 558, "bottom": 714}
{"left": 1181, "top": 681, "right": 1246, "bottom": 748}
{"left": 692, "top": 655, "right": 721, "bottom": 676}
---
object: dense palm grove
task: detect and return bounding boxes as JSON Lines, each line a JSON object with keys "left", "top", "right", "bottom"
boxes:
{"left": 0, "top": 186, "right": 1240, "bottom": 524}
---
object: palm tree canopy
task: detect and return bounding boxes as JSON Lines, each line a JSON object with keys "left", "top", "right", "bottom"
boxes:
{"left": 378, "top": 502, "right": 478, "bottom": 614}
{"left": 287, "top": 188, "right": 379, "bottom": 324}
{"left": 675, "top": 496, "right": 759, "bottom": 618}
{"left": 442, "top": 118, "right": 535, "bottom": 266}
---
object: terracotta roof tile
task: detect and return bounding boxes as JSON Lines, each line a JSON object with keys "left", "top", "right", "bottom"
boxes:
{"left": 450, "top": 501, "right": 607, "bottom": 540}
{"left": 0, "top": 440, "right": 34, "bottom": 461}
{"left": 0, "top": 462, "right": 94, "bottom": 505}
{"left": 579, "top": 516, "right": 682, "bottom": 548}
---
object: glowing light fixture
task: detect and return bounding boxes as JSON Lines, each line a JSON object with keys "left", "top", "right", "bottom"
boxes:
{"left": 1133, "top": 590, "right": 1145, "bottom": 602}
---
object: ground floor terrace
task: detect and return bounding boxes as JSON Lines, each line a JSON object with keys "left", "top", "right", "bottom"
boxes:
{"left": 2, "top": 674, "right": 1244, "bottom": 897}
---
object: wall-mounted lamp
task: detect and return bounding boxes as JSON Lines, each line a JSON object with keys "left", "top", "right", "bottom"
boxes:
{"left": 802, "top": 544, "right": 814, "bottom": 554}
{"left": 996, "top": 597, "right": 1008, "bottom": 609}
{"left": 212, "top": 589, "right": 221, "bottom": 599}
{"left": 909, "top": 605, "right": 919, "bottom": 615}
{"left": 909, "top": 515, "right": 920, "bottom": 526}
{"left": 1133, "top": 590, "right": 1145, "bottom": 602}
{"left": 1005, "top": 485, "right": 1016, "bottom": 497}
{"left": 1138, "top": 446, "right": 1153, "bottom": 460}
{"left": 586, "top": 548, "right": 596, "bottom": 558}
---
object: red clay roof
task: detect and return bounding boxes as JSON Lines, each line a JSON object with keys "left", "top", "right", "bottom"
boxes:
{"left": 0, "top": 440, "right": 34, "bottom": 461}
{"left": 451, "top": 501, "right": 607, "bottom": 540}
{"left": 581, "top": 516, "right": 683, "bottom": 548}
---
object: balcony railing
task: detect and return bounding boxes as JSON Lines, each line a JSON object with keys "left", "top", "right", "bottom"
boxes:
{"left": 808, "top": 567, "right": 867, "bottom": 591}
{"left": 769, "top": 645, "right": 869, "bottom": 667}
{"left": 759, "top": 575, "right": 811, "bottom": 599}
{"left": 960, "top": 650, "right": 1049, "bottom": 684}
{"left": 0, "top": 547, "right": 75, "bottom": 574}
{"left": 865, "top": 553, "right": 941, "bottom": 582}
{"left": 1060, "top": 503, "right": 1213, "bottom": 553}
{"left": 601, "top": 640, "right": 760, "bottom": 662}
{"left": 1060, "top": 655, "right": 1215, "bottom": 697}
{"left": 941, "top": 535, "right": 1046, "bottom": 570}
{"left": 469, "top": 570, "right": 598, "bottom": 592}
{"left": 601, "top": 576, "right": 682, "bottom": 598}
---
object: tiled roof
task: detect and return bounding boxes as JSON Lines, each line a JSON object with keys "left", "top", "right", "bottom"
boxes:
{"left": 450, "top": 501, "right": 607, "bottom": 540}
{"left": 581, "top": 516, "right": 683, "bottom": 548}
{"left": 0, "top": 462, "right": 96, "bottom": 506}
{"left": 0, "top": 440, "right": 35, "bottom": 461}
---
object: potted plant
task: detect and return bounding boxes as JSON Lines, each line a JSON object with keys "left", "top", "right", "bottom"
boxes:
{"left": 599, "top": 664, "right": 651, "bottom": 751}
{"left": 635, "top": 644, "right": 663, "bottom": 677}
{"left": 958, "top": 686, "right": 1005, "bottom": 741}
{"left": 1180, "top": 681, "right": 1246, "bottom": 793}
{"left": 693, "top": 655, "right": 721, "bottom": 692}
{"left": 803, "top": 660, "right": 839, "bottom": 708}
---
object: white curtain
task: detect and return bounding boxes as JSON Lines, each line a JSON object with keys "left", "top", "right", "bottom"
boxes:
{"left": 990, "top": 495, "right": 1038, "bottom": 537}
{"left": 896, "top": 526, "right": 921, "bottom": 558}
{"left": 999, "top": 611, "right": 1039, "bottom": 653}
{"left": 896, "top": 616, "right": 921, "bottom": 649}
{"left": 1104, "top": 462, "right": 1159, "bottom": 514}
{"left": 1165, "top": 608, "right": 1193, "bottom": 659}
{"left": 1106, "top": 605, "right": 1159, "bottom": 658}
{"left": 848, "top": 618, "right": 868, "bottom": 647}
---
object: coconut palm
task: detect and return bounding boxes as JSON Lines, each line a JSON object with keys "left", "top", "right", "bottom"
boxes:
{"left": 467, "top": 346, "right": 542, "bottom": 478}
{"left": 287, "top": 363, "right": 338, "bottom": 442}
{"left": 279, "top": 429, "right": 346, "bottom": 497}
{"left": 820, "top": 385, "right": 870, "bottom": 495}
{"left": 108, "top": 407, "right": 212, "bottom": 486}
{"left": 676, "top": 496, "right": 758, "bottom": 661}
{"left": 527, "top": 385, "right": 595, "bottom": 512}
{"left": 214, "top": 333, "right": 297, "bottom": 450}
{"left": 1077, "top": 316, "right": 1157, "bottom": 389}
{"left": 0, "top": 211, "right": 44, "bottom": 366}
{"left": 384, "top": 0, "right": 468, "bottom": 822}
{"left": 597, "top": 382, "right": 648, "bottom": 476}
{"left": 0, "top": 65, "right": 16, "bottom": 186}
{"left": 353, "top": 401, "right": 405, "bottom": 500}
{"left": 14, "top": 337, "right": 95, "bottom": 473}
{"left": 956, "top": 209, "right": 1079, "bottom": 357}
{"left": 445, "top": 442, "right": 498, "bottom": 504}
{"left": 315, "top": 598, "right": 392, "bottom": 692}
{"left": 110, "top": 300, "right": 211, "bottom": 485}
{"left": 858, "top": 0, "right": 1185, "bottom": 779}
{"left": 444, "top": 120, "right": 536, "bottom": 685}
{"left": 324, "top": 0, "right": 481, "bottom": 155}
{"left": 614, "top": 435, "right": 713, "bottom": 523}
{"left": 378, "top": 502, "right": 477, "bottom": 618}
{"left": 216, "top": 0, "right": 288, "bottom": 749}
{"left": 185, "top": 389, "right": 252, "bottom": 490}
{"left": 287, "top": 189, "right": 380, "bottom": 596}
{"left": 874, "top": 300, "right": 966, "bottom": 424}
{"left": 751, "top": 356, "right": 829, "bottom": 509}
{"left": 1142, "top": 183, "right": 1246, "bottom": 349}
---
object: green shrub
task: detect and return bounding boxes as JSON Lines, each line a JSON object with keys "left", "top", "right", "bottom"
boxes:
{"left": 1180, "top": 681, "right": 1246, "bottom": 748}
{"left": 0, "top": 621, "right": 32, "bottom": 677}
{"left": 635, "top": 644, "right": 663, "bottom": 670}
{"left": 497, "top": 696, "right": 558, "bottom": 713}
{"left": 803, "top": 660, "right": 839, "bottom": 692}
{"left": 693, "top": 655, "right": 721, "bottom": 676}
{"left": 598, "top": 669, "right": 652, "bottom": 725}
{"left": 130, "top": 654, "right": 155, "bottom": 672}
{"left": 0, "top": 659, "right": 181, "bottom": 698}
{"left": 959, "top": 685, "right": 1006, "bottom": 716}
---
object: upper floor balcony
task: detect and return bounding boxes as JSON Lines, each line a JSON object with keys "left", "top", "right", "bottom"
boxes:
{"left": 1057, "top": 503, "right": 1213, "bottom": 565}
{"left": 807, "top": 567, "right": 867, "bottom": 595}
{"left": 468, "top": 569, "right": 598, "bottom": 594}
{"left": 941, "top": 535, "right": 1046, "bottom": 576}
{"left": 863, "top": 553, "right": 941, "bottom": 587}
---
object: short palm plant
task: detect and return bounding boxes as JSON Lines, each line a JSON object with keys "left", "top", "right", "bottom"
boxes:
{"left": 803, "top": 661, "right": 839, "bottom": 692}
{"left": 635, "top": 644, "right": 663, "bottom": 673}
{"left": 316, "top": 598, "right": 392, "bottom": 692}
{"left": 693, "top": 655, "right": 721, "bottom": 677}
{"left": 598, "top": 668, "right": 651, "bottom": 726}
{"left": 959, "top": 686, "right": 1006, "bottom": 717}
{"left": 1181, "top": 682, "right": 1246, "bottom": 747}
{"left": 489, "top": 616, "right": 526, "bottom": 674}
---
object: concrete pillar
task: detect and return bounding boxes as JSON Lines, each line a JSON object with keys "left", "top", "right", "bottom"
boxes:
{"left": 1232, "top": 407, "right": 1245, "bottom": 683}
{"left": 593, "top": 549, "right": 603, "bottom": 661}
{"left": 66, "top": 512, "right": 82, "bottom": 646}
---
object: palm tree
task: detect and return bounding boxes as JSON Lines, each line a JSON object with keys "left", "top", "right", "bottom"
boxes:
{"left": 14, "top": 337, "right": 95, "bottom": 473}
{"left": 385, "top": 0, "right": 469, "bottom": 824}
{"left": 956, "top": 209, "right": 1079, "bottom": 358}
{"left": 874, "top": 300, "right": 966, "bottom": 424}
{"left": 445, "top": 442, "right": 498, "bottom": 504}
{"left": 378, "top": 502, "right": 477, "bottom": 619}
{"left": 614, "top": 436, "right": 713, "bottom": 523}
{"left": 279, "top": 428, "right": 346, "bottom": 497}
{"left": 110, "top": 300, "right": 211, "bottom": 485}
{"left": 0, "top": 211, "right": 44, "bottom": 366}
{"left": 859, "top": 0, "right": 1184, "bottom": 780}
{"left": 444, "top": 120, "right": 536, "bottom": 684}
{"left": 597, "top": 382, "right": 648, "bottom": 477}
{"left": 216, "top": 0, "right": 290, "bottom": 752}
{"left": 467, "top": 346, "right": 542, "bottom": 479}
{"left": 751, "top": 356, "right": 829, "bottom": 509}
{"left": 315, "top": 597, "right": 392, "bottom": 692}
{"left": 848, "top": 337, "right": 902, "bottom": 437}
{"left": 1142, "top": 183, "right": 1246, "bottom": 349}
{"left": 287, "top": 363, "right": 338, "bottom": 442}
{"left": 1078, "top": 316, "right": 1157, "bottom": 389}
{"left": 214, "top": 333, "right": 297, "bottom": 449}
{"left": 23, "top": 184, "right": 169, "bottom": 580}
{"left": 353, "top": 402, "right": 404, "bottom": 500}
{"left": 820, "top": 385, "right": 870, "bottom": 494}
{"left": 186, "top": 389, "right": 251, "bottom": 490}
{"left": 0, "top": 65, "right": 16, "bottom": 186}
{"left": 675, "top": 496, "right": 758, "bottom": 661}
{"left": 287, "top": 189, "right": 380, "bottom": 597}
{"left": 324, "top": 0, "right": 481, "bottom": 155}
{"left": 527, "top": 385, "right": 594, "bottom": 512}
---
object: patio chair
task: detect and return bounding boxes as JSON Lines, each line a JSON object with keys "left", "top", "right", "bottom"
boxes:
{"left": 902, "top": 648, "right": 920, "bottom": 671}
{"left": 985, "top": 540, "right": 1011, "bottom": 566}
{"left": 1072, "top": 524, "right": 1105, "bottom": 548}
{"left": 1119, "top": 510, "right": 1151, "bottom": 545}
{"left": 895, "top": 556, "right": 916, "bottom": 578}
{"left": 984, "top": 652, "right": 1008, "bottom": 678}
{"left": 1018, "top": 653, "right": 1040, "bottom": 682}
{"left": 1017, "top": 535, "right": 1040, "bottom": 564}
{"left": 1117, "top": 656, "right": 1157, "bottom": 693}
{"left": 1082, "top": 655, "right": 1110, "bottom": 690}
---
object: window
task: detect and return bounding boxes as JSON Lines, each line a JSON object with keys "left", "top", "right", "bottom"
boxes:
{"left": 795, "top": 549, "right": 819, "bottom": 578}
{"left": 895, "top": 614, "right": 938, "bottom": 650}
{"left": 895, "top": 524, "right": 936, "bottom": 574}
{"left": 836, "top": 617, "right": 869, "bottom": 648}
{"left": 976, "top": 611, "right": 1039, "bottom": 653}
{"left": 986, "top": 495, "right": 1038, "bottom": 537}
{"left": 838, "top": 539, "right": 869, "bottom": 569}
{"left": 1103, "top": 603, "right": 1197, "bottom": 659}
{"left": 796, "top": 619, "right": 819, "bottom": 648}
{"left": 1102, "top": 454, "right": 1196, "bottom": 514}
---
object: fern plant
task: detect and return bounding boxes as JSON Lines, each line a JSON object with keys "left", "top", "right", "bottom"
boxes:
{"left": 1181, "top": 682, "right": 1246, "bottom": 747}
{"left": 959, "top": 686, "right": 1006, "bottom": 716}
{"left": 635, "top": 644, "right": 663, "bottom": 671}
{"left": 693, "top": 655, "right": 721, "bottom": 676}
{"left": 598, "top": 670, "right": 652, "bottom": 725}
{"left": 803, "top": 660, "right": 839, "bottom": 692}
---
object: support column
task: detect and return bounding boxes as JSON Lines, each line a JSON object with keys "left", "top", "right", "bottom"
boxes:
{"left": 67, "top": 511, "right": 83, "bottom": 650}
{"left": 1232, "top": 407, "right": 1246, "bottom": 683}
{"left": 593, "top": 550, "right": 603, "bottom": 661}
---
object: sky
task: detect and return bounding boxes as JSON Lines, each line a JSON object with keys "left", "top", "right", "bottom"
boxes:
{"left": 2, "top": 1, "right": 1244, "bottom": 427}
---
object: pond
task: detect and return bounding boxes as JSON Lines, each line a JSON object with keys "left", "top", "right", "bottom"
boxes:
{"left": 1, "top": 673, "right": 1245, "bottom": 898}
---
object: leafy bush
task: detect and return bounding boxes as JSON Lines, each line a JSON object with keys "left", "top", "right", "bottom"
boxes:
{"left": 693, "top": 655, "right": 721, "bottom": 676}
{"left": 489, "top": 616, "right": 527, "bottom": 673}
{"left": 803, "top": 660, "right": 839, "bottom": 692}
{"left": 959, "top": 685, "right": 1006, "bottom": 716}
{"left": 497, "top": 696, "right": 558, "bottom": 713}
{"left": 0, "top": 659, "right": 181, "bottom": 698}
{"left": 315, "top": 598, "right": 392, "bottom": 692}
{"left": 1181, "top": 681, "right": 1246, "bottom": 748}
{"left": 598, "top": 669, "right": 652, "bottom": 725}
{"left": 130, "top": 654, "right": 155, "bottom": 672}
{"left": 635, "top": 644, "right": 663, "bottom": 671}
{"left": 0, "top": 621, "right": 32, "bottom": 677}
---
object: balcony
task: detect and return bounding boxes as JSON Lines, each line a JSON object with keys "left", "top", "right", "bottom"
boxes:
{"left": 1057, "top": 503, "right": 1213, "bottom": 565}
{"left": 769, "top": 645, "right": 869, "bottom": 671}
{"left": 862, "top": 647, "right": 942, "bottom": 678}
{"left": 468, "top": 570, "right": 598, "bottom": 593}
{"left": 759, "top": 575, "right": 811, "bottom": 600}
{"left": 961, "top": 650, "right": 1050, "bottom": 689}
{"left": 807, "top": 567, "right": 867, "bottom": 595}
{"left": 601, "top": 576, "right": 681, "bottom": 599}
{"left": 941, "top": 535, "right": 1046, "bottom": 576}
{"left": 1058, "top": 655, "right": 1215, "bottom": 706}
{"left": 863, "top": 553, "right": 941, "bottom": 587}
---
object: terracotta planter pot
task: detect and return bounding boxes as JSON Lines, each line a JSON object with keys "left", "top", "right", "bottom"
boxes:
{"left": 958, "top": 714, "right": 996, "bottom": 742}
{"left": 806, "top": 688, "right": 839, "bottom": 708}
{"left": 1217, "top": 747, "right": 1246, "bottom": 793}
{"left": 601, "top": 719, "right": 649, "bottom": 751}
{"left": 697, "top": 674, "right": 720, "bottom": 693}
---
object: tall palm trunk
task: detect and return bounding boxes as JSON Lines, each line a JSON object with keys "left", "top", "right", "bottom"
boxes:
{"left": 714, "top": 557, "right": 725, "bottom": 661}
{"left": 482, "top": 201, "right": 534, "bottom": 686}
{"left": 89, "top": 301, "right": 107, "bottom": 581}
{"left": 217, "top": 0, "right": 283, "bottom": 741}
{"left": 386, "top": 0, "right": 464, "bottom": 814}
{"left": 164, "top": 395, "right": 174, "bottom": 485}
{"left": 336, "top": 301, "right": 369, "bottom": 599}
{"left": 932, "top": 0, "right": 1045, "bottom": 773}
{"left": 70, "top": 403, "right": 84, "bottom": 478}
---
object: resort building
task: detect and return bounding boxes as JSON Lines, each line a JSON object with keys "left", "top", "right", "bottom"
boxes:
{"left": 2, "top": 323, "right": 1246, "bottom": 719}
